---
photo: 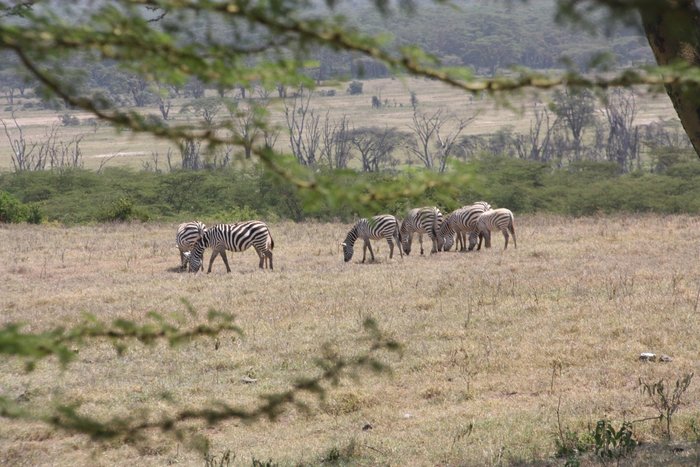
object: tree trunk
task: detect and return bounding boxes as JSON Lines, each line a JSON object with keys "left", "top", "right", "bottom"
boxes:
{"left": 640, "top": 1, "right": 700, "bottom": 159}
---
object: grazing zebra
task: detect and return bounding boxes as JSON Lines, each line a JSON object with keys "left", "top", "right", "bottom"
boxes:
{"left": 342, "top": 214, "right": 403, "bottom": 263}
{"left": 176, "top": 221, "right": 206, "bottom": 270}
{"left": 476, "top": 208, "right": 516, "bottom": 250}
{"left": 188, "top": 221, "right": 274, "bottom": 273}
{"left": 400, "top": 206, "right": 443, "bottom": 255}
{"left": 437, "top": 201, "right": 491, "bottom": 252}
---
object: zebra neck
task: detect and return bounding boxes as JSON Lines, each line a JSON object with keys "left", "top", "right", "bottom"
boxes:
{"left": 344, "top": 227, "right": 358, "bottom": 246}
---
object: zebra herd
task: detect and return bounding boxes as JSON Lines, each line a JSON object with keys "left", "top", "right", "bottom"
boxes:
{"left": 345, "top": 201, "right": 516, "bottom": 263}
{"left": 176, "top": 201, "right": 515, "bottom": 272}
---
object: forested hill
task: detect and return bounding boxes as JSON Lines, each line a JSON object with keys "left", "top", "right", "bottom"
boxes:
{"left": 339, "top": 0, "right": 652, "bottom": 74}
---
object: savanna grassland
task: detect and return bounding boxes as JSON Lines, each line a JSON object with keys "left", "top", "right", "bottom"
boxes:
{"left": 2, "top": 215, "right": 700, "bottom": 466}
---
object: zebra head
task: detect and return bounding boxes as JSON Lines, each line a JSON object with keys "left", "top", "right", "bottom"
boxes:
{"left": 442, "top": 234, "right": 454, "bottom": 251}
{"left": 341, "top": 242, "right": 353, "bottom": 262}
{"left": 400, "top": 233, "right": 411, "bottom": 255}
{"left": 187, "top": 248, "right": 204, "bottom": 272}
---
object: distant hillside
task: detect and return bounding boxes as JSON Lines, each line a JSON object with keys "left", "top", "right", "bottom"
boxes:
{"left": 341, "top": 0, "right": 652, "bottom": 74}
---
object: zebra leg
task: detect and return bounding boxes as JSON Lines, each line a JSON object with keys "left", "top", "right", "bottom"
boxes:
{"left": 179, "top": 251, "right": 187, "bottom": 269}
{"left": 361, "top": 240, "right": 368, "bottom": 263}
{"left": 220, "top": 251, "right": 232, "bottom": 273}
{"left": 430, "top": 233, "right": 438, "bottom": 254}
{"left": 386, "top": 237, "right": 394, "bottom": 259}
{"left": 503, "top": 229, "right": 509, "bottom": 250}
{"left": 268, "top": 250, "right": 273, "bottom": 270}
{"left": 418, "top": 234, "right": 424, "bottom": 255}
{"left": 207, "top": 250, "right": 220, "bottom": 273}
{"left": 468, "top": 232, "right": 478, "bottom": 251}
{"left": 510, "top": 224, "right": 517, "bottom": 248}
{"left": 366, "top": 240, "right": 375, "bottom": 262}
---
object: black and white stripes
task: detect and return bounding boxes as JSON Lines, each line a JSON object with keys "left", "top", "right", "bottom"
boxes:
{"left": 476, "top": 208, "right": 517, "bottom": 250}
{"left": 400, "top": 206, "right": 443, "bottom": 255}
{"left": 188, "top": 221, "right": 274, "bottom": 273}
{"left": 176, "top": 221, "right": 206, "bottom": 270}
{"left": 342, "top": 214, "right": 402, "bottom": 262}
{"left": 437, "top": 202, "right": 491, "bottom": 252}
{"left": 175, "top": 201, "right": 515, "bottom": 274}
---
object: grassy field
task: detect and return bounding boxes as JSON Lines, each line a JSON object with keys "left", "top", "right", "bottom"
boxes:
{"left": 2, "top": 214, "right": 700, "bottom": 465}
{"left": 0, "top": 77, "right": 679, "bottom": 172}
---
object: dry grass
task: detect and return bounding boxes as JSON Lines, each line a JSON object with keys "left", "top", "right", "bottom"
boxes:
{"left": 2, "top": 214, "right": 700, "bottom": 465}
{"left": 0, "top": 77, "right": 678, "bottom": 171}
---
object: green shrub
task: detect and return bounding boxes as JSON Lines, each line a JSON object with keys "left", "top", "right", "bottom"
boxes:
{"left": 25, "top": 204, "right": 43, "bottom": 224}
{"left": 0, "top": 191, "right": 29, "bottom": 223}
{"left": 99, "top": 197, "right": 149, "bottom": 222}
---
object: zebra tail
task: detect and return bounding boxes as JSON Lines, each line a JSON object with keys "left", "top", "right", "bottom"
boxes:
{"left": 268, "top": 233, "right": 275, "bottom": 251}
{"left": 509, "top": 218, "right": 517, "bottom": 248}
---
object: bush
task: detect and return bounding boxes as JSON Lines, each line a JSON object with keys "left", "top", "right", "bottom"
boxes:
{"left": 0, "top": 191, "right": 28, "bottom": 223}
{"left": 346, "top": 80, "right": 363, "bottom": 95}
{"left": 99, "top": 197, "right": 149, "bottom": 222}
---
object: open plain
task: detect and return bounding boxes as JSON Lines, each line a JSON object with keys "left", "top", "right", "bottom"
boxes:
{"left": 2, "top": 214, "right": 700, "bottom": 465}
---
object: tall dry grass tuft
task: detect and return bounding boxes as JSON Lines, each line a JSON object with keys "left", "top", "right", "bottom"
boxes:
{"left": 1, "top": 214, "right": 700, "bottom": 465}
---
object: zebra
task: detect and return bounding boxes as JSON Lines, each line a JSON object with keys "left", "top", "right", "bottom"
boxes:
{"left": 342, "top": 214, "right": 403, "bottom": 263}
{"left": 188, "top": 221, "right": 274, "bottom": 273}
{"left": 437, "top": 201, "right": 491, "bottom": 252}
{"left": 176, "top": 221, "right": 206, "bottom": 270}
{"left": 476, "top": 208, "right": 516, "bottom": 250}
{"left": 400, "top": 207, "right": 443, "bottom": 255}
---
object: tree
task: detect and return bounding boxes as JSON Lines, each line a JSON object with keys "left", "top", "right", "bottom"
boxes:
{"left": 350, "top": 127, "right": 402, "bottom": 172}
{"left": 284, "top": 88, "right": 321, "bottom": 167}
{"left": 550, "top": 88, "right": 596, "bottom": 161}
{"left": 603, "top": 89, "right": 640, "bottom": 173}
{"left": 406, "top": 109, "right": 474, "bottom": 173}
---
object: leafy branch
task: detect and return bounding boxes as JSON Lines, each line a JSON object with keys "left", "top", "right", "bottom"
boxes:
{"left": 0, "top": 299, "right": 242, "bottom": 371}
{"left": 0, "top": 317, "right": 400, "bottom": 453}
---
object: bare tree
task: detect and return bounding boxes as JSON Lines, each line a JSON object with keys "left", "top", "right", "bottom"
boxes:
{"left": 179, "top": 138, "right": 203, "bottom": 170}
{"left": 2, "top": 114, "right": 84, "bottom": 171}
{"left": 406, "top": 109, "right": 474, "bottom": 172}
{"left": 2, "top": 113, "right": 37, "bottom": 171}
{"left": 320, "top": 113, "right": 352, "bottom": 169}
{"left": 284, "top": 88, "right": 321, "bottom": 167}
{"left": 256, "top": 86, "right": 272, "bottom": 100}
{"left": 550, "top": 88, "right": 596, "bottom": 161}
{"left": 603, "top": 89, "right": 640, "bottom": 173}
{"left": 226, "top": 101, "right": 260, "bottom": 160}
{"left": 513, "top": 104, "right": 558, "bottom": 163}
